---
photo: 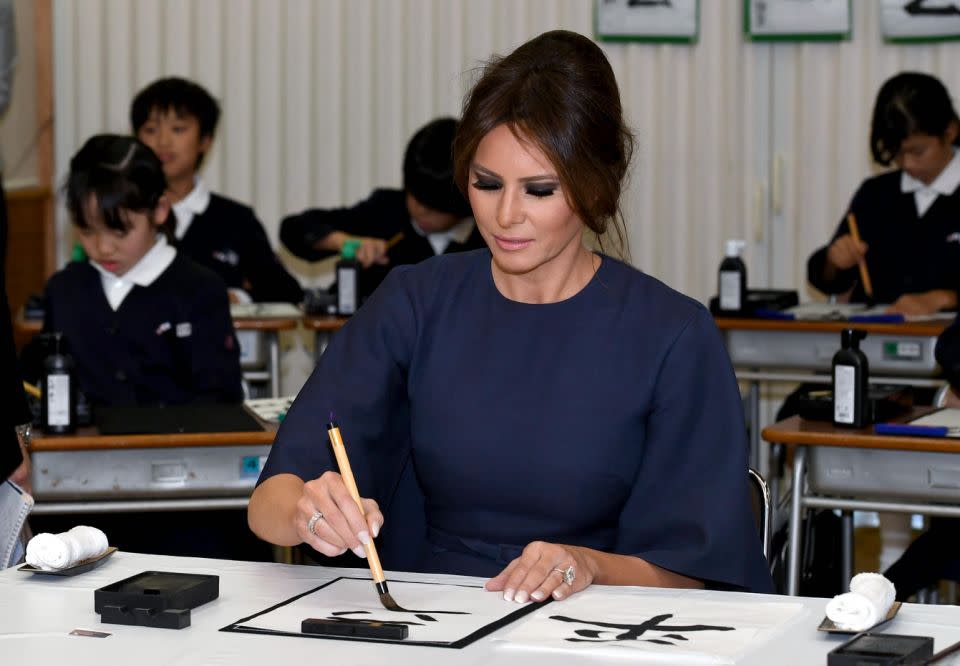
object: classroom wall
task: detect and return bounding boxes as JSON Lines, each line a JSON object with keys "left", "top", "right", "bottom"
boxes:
{"left": 50, "top": 0, "right": 960, "bottom": 304}
{"left": 0, "top": 0, "right": 39, "bottom": 188}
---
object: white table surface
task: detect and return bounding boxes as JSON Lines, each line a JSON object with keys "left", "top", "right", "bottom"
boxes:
{"left": 3, "top": 551, "right": 960, "bottom": 665}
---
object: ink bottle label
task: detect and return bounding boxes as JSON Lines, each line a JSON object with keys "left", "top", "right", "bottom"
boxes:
{"left": 46, "top": 374, "right": 71, "bottom": 427}
{"left": 834, "top": 365, "right": 855, "bottom": 424}
{"left": 337, "top": 265, "right": 357, "bottom": 315}
{"left": 719, "top": 271, "right": 742, "bottom": 311}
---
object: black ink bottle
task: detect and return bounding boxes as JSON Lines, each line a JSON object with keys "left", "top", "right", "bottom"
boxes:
{"left": 718, "top": 239, "right": 747, "bottom": 313}
{"left": 41, "top": 332, "right": 77, "bottom": 434}
{"left": 336, "top": 239, "right": 361, "bottom": 316}
{"left": 833, "top": 328, "right": 868, "bottom": 428}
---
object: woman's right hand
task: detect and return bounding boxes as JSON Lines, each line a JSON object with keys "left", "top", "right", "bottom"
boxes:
{"left": 296, "top": 471, "right": 383, "bottom": 558}
{"left": 826, "top": 233, "right": 868, "bottom": 270}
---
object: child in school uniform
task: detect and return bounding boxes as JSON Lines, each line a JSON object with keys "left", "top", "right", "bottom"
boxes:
{"left": 279, "top": 117, "right": 484, "bottom": 303}
{"left": 28, "top": 135, "right": 269, "bottom": 561}
{"left": 131, "top": 77, "right": 303, "bottom": 304}
{"left": 802, "top": 72, "right": 960, "bottom": 597}
{"left": 808, "top": 72, "right": 960, "bottom": 314}
{"left": 41, "top": 135, "right": 243, "bottom": 406}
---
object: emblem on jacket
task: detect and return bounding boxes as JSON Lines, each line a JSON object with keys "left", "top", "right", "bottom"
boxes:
{"left": 213, "top": 249, "right": 240, "bottom": 266}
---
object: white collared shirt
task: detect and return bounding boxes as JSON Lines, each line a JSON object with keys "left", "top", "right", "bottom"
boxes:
{"left": 171, "top": 177, "right": 212, "bottom": 239}
{"left": 91, "top": 234, "right": 177, "bottom": 310}
{"left": 411, "top": 216, "right": 477, "bottom": 256}
{"left": 900, "top": 149, "right": 960, "bottom": 218}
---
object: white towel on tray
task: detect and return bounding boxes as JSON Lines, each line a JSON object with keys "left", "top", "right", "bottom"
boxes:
{"left": 25, "top": 526, "right": 108, "bottom": 570}
{"left": 825, "top": 572, "right": 896, "bottom": 631}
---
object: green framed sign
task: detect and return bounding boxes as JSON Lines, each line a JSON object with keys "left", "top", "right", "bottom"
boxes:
{"left": 595, "top": 0, "right": 699, "bottom": 45}
{"left": 881, "top": 0, "right": 960, "bottom": 43}
{"left": 744, "top": 0, "right": 852, "bottom": 42}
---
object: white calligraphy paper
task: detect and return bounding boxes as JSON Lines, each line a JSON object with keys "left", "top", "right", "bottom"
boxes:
{"left": 497, "top": 592, "right": 804, "bottom": 664}
{"left": 229, "top": 577, "right": 538, "bottom": 647}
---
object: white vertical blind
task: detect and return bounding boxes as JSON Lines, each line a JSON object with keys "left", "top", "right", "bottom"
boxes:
{"left": 51, "top": 0, "right": 883, "bottom": 306}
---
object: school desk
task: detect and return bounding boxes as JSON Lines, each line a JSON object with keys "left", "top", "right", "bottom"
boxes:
{"left": 26, "top": 412, "right": 276, "bottom": 516}
{"left": 715, "top": 317, "right": 949, "bottom": 483}
{"left": 303, "top": 314, "right": 348, "bottom": 361}
{"left": 15, "top": 306, "right": 298, "bottom": 399}
{"left": 762, "top": 408, "right": 960, "bottom": 596}
{"left": 230, "top": 304, "right": 301, "bottom": 398}
{"left": 3, "top": 551, "right": 960, "bottom": 665}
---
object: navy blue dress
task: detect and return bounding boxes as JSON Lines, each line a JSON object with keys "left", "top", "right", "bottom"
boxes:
{"left": 260, "top": 250, "right": 772, "bottom": 592}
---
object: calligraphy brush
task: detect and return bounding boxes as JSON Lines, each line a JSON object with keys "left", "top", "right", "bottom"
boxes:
{"left": 846, "top": 212, "right": 875, "bottom": 305}
{"left": 385, "top": 232, "right": 404, "bottom": 250}
{"left": 326, "top": 413, "right": 409, "bottom": 612}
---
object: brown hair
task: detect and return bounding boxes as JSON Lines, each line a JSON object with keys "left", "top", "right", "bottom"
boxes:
{"left": 453, "top": 30, "right": 633, "bottom": 256}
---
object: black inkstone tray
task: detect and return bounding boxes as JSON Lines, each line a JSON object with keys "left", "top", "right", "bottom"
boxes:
{"left": 94, "top": 571, "right": 219, "bottom": 629}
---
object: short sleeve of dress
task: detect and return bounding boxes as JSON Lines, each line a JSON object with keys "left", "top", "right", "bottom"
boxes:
{"left": 614, "top": 306, "right": 773, "bottom": 592}
{"left": 258, "top": 265, "right": 420, "bottom": 509}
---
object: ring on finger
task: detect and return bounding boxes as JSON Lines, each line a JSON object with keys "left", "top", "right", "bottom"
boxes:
{"left": 553, "top": 565, "right": 575, "bottom": 586}
{"left": 307, "top": 510, "right": 324, "bottom": 536}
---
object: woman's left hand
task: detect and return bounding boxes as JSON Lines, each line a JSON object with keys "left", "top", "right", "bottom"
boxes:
{"left": 486, "top": 541, "right": 597, "bottom": 603}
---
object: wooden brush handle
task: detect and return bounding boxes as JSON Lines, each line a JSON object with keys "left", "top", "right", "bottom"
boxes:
{"left": 846, "top": 213, "right": 874, "bottom": 298}
{"left": 327, "top": 426, "right": 386, "bottom": 584}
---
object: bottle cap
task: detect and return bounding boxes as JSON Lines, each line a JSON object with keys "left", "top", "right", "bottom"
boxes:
{"left": 71, "top": 242, "right": 87, "bottom": 262}
{"left": 725, "top": 240, "right": 745, "bottom": 258}
{"left": 841, "top": 328, "right": 867, "bottom": 349}
{"left": 342, "top": 239, "right": 361, "bottom": 260}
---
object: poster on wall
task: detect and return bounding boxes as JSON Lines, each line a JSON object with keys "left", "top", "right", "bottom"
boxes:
{"left": 881, "top": 0, "right": 960, "bottom": 42}
{"left": 745, "top": 0, "right": 852, "bottom": 41}
{"left": 595, "top": 0, "right": 699, "bottom": 44}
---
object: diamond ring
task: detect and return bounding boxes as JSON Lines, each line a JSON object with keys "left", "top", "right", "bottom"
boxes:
{"left": 553, "top": 565, "right": 576, "bottom": 586}
{"left": 307, "top": 511, "right": 324, "bottom": 536}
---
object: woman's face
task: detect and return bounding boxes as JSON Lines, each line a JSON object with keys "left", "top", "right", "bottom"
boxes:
{"left": 468, "top": 123, "right": 584, "bottom": 279}
{"left": 895, "top": 128, "right": 957, "bottom": 185}
{"left": 76, "top": 196, "right": 169, "bottom": 276}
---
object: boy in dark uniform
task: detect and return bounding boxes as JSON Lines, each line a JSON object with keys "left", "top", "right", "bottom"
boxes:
{"left": 280, "top": 117, "right": 484, "bottom": 303}
{"left": 131, "top": 77, "right": 303, "bottom": 304}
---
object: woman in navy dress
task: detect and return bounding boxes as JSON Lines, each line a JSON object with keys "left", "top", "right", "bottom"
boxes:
{"left": 250, "top": 30, "right": 772, "bottom": 599}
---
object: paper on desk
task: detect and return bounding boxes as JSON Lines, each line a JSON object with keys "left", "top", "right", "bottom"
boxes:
{"left": 230, "top": 303, "right": 302, "bottom": 319}
{"left": 496, "top": 593, "right": 804, "bottom": 664}
{"left": 785, "top": 303, "right": 955, "bottom": 322}
{"left": 910, "top": 408, "right": 960, "bottom": 429}
{"left": 234, "top": 577, "right": 533, "bottom": 646}
{"left": 244, "top": 397, "right": 295, "bottom": 422}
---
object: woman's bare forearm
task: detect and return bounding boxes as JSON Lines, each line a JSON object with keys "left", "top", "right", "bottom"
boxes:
{"left": 248, "top": 474, "right": 306, "bottom": 546}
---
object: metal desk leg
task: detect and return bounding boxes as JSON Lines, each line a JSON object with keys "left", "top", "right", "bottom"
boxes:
{"left": 787, "top": 446, "right": 807, "bottom": 596}
{"left": 747, "top": 380, "right": 761, "bottom": 471}
{"left": 841, "top": 511, "right": 854, "bottom": 587}
{"left": 269, "top": 332, "right": 280, "bottom": 398}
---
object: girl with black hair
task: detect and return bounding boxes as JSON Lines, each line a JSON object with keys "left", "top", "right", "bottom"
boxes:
{"left": 808, "top": 72, "right": 960, "bottom": 314}
{"left": 40, "top": 134, "right": 243, "bottom": 406}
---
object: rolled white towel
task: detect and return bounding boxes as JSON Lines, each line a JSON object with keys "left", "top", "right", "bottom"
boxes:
{"left": 825, "top": 572, "right": 896, "bottom": 631}
{"left": 25, "top": 526, "right": 109, "bottom": 571}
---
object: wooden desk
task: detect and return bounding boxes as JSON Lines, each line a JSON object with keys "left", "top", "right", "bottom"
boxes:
{"left": 232, "top": 314, "right": 299, "bottom": 397}
{"left": 28, "top": 414, "right": 276, "bottom": 515}
{"left": 15, "top": 308, "right": 299, "bottom": 398}
{"left": 762, "top": 408, "right": 960, "bottom": 596}
{"left": 716, "top": 316, "right": 950, "bottom": 479}
{"left": 303, "top": 314, "right": 348, "bottom": 360}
